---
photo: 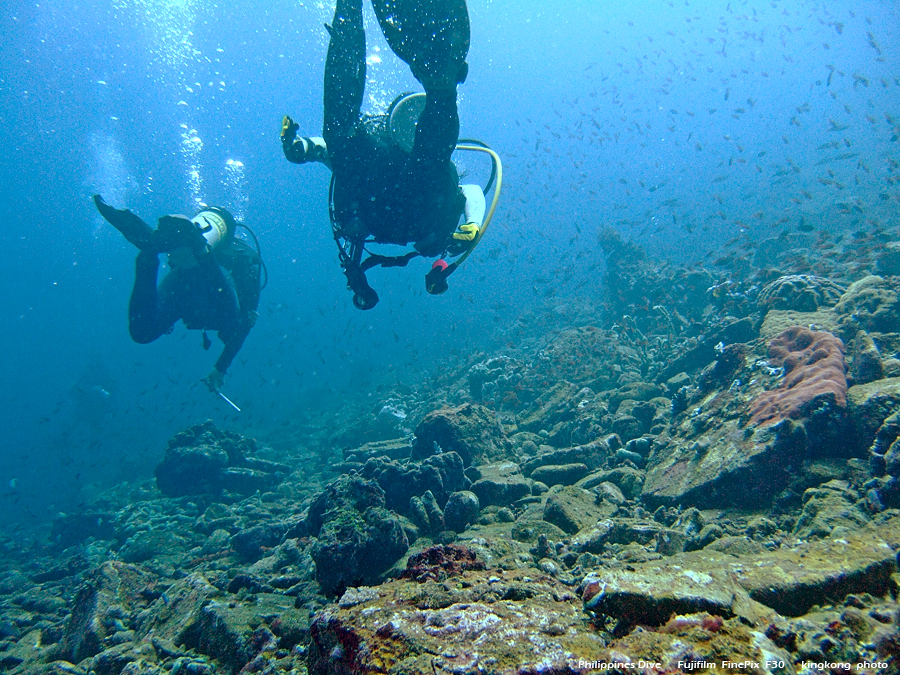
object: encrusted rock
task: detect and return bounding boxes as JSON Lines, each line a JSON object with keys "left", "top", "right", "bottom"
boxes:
{"left": 582, "top": 521, "right": 900, "bottom": 629}
{"left": 793, "top": 480, "right": 869, "bottom": 539}
{"left": 360, "top": 452, "right": 465, "bottom": 516}
{"left": 835, "top": 275, "right": 900, "bottom": 339}
{"left": 60, "top": 562, "right": 158, "bottom": 663}
{"left": 412, "top": 403, "right": 513, "bottom": 466}
{"left": 578, "top": 466, "right": 644, "bottom": 500}
{"left": 533, "top": 325, "right": 644, "bottom": 390}
{"left": 154, "top": 421, "right": 287, "bottom": 498}
{"left": 760, "top": 308, "right": 840, "bottom": 340}
{"left": 443, "top": 491, "right": 480, "bottom": 533}
{"left": 469, "top": 462, "right": 531, "bottom": 507}
{"left": 644, "top": 414, "right": 816, "bottom": 509}
{"left": 305, "top": 475, "right": 409, "bottom": 596}
{"left": 467, "top": 355, "right": 524, "bottom": 403}
{"left": 848, "top": 377, "right": 900, "bottom": 450}
{"left": 521, "top": 438, "right": 612, "bottom": 476}
{"left": 342, "top": 437, "right": 414, "bottom": 465}
{"left": 877, "top": 241, "right": 900, "bottom": 276}
{"left": 655, "top": 318, "right": 757, "bottom": 383}
{"left": 306, "top": 568, "right": 604, "bottom": 675}
{"left": 398, "top": 544, "right": 485, "bottom": 582}
{"left": 516, "top": 381, "right": 582, "bottom": 434}
{"left": 849, "top": 330, "right": 885, "bottom": 385}
{"left": 757, "top": 274, "right": 846, "bottom": 312}
{"left": 230, "top": 522, "right": 291, "bottom": 561}
{"left": 530, "top": 463, "right": 589, "bottom": 487}
{"left": 542, "top": 485, "right": 614, "bottom": 535}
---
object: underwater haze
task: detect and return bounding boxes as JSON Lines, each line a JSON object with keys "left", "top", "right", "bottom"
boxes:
{"left": 1, "top": 0, "right": 898, "bottom": 530}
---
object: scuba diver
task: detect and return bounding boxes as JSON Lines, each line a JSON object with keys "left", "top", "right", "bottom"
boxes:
{"left": 93, "top": 195, "right": 263, "bottom": 397}
{"left": 281, "top": 0, "right": 498, "bottom": 310}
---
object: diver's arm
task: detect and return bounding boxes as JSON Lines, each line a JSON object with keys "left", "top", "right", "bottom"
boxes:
{"left": 284, "top": 136, "right": 331, "bottom": 168}
{"left": 213, "top": 243, "right": 261, "bottom": 374}
{"left": 281, "top": 116, "right": 331, "bottom": 168}
{"left": 461, "top": 184, "right": 485, "bottom": 227}
{"left": 214, "top": 317, "right": 254, "bottom": 375}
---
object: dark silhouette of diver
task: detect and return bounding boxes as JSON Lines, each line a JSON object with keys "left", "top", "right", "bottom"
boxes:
{"left": 93, "top": 195, "right": 262, "bottom": 393}
{"left": 281, "top": 0, "right": 485, "bottom": 309}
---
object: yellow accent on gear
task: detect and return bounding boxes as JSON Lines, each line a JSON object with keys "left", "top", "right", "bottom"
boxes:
{"left": 453, "top": 223, "right": 479, "bottom": 241}
{"left": 451, "top": 144, "right": 502, "bottom": 269}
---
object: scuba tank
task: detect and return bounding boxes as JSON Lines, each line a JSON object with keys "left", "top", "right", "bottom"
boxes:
{"left": 193, "top": 207, "right": 236, "bottom": 249}
{"left": 167, "top": 207, "right": 236, "bottom": 268}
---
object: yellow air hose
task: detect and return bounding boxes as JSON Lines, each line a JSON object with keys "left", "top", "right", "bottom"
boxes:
{"left": 451, "top": 144, "right": 502, "bottom": 269}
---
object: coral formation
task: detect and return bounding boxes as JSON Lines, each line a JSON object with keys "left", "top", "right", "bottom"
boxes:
{"left": 749, "top": 327, "right": 848, "bottom": 427}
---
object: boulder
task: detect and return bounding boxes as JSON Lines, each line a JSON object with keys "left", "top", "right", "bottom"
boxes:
{"left": 542, "top": 485, "right": 612, "bottom": 535}
{"left": 305, "top": 475, "right": 409, "bottom": 596}
{"left": 443, "top": 491, "right": 480, "bottom": 533}
{"left": 530, "top": 463, "right": 589, "bottom": 487}
{"left": 60, "top": 562, "right": 158, "bottom": 663}
{"left": 412, "top": 403, "right": 513, "bottom": 466}
{"left": 468, "top": 462, "right": 531, "bottom": 507}
{"left": 154, "top": 421, "right": 288, "bottom": 498}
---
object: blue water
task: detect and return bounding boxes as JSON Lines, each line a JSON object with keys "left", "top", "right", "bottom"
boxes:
{"left": 1, "top": 0, "right": 897, "bottom": 529}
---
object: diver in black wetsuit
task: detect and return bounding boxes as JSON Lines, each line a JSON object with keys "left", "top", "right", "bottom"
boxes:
{"left": 281, "top": 0, "right": 484, "bottom": 310}
{"left": 93, "top": 195, "right": 261, "bottom": 392}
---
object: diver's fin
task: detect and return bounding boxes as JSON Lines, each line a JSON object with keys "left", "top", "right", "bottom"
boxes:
{"left": 93, "top": 195, "right": 155, "bottom": 250}
{"left": 371, "top": 0, "right": 470, "bottom": 91}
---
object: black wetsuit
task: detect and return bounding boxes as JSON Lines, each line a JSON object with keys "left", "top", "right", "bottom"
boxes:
{"left": 129, "top": 241, "right": 260, "bottom": 374}
{"left": 286, "top": 0, "right": 466, "bottom": 256}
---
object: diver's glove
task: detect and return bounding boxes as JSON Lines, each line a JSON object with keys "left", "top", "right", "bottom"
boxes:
{"left": 281, "top": 115, "right": 299, "bottom": 144}
{"left": 447, "top": 222, "right": 479, "bottom": 256}
{"left": 202, "top": 367, "right": 225, "bottom": 393}
{"left": 453, "top": 223, "right": 479, "bottom": 242}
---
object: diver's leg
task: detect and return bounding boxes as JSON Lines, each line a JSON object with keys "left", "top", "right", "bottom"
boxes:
{"left": 127, "top": 251, "right": 171, "bottom": 344}
{"left": 411, "top": 89, "right": 459, "bottom": 167}
{"left": 372, "top": 0, "right": 470, "bottom": 92}
{"left": 323, "top": 0, "right": 366, "bottom": 146}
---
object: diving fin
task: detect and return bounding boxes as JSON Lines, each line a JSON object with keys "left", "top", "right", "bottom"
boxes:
{"left": 371, "top": 0, "right": 470, "bottom": 91}
{"left": 93, "top": 195, "right": 156, "bottom": 251}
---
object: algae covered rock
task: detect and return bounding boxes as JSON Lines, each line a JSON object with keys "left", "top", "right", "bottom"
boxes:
{"left": 412, "top": 403, "right": 513, "bottom": 466}
{"left": 305, "top": 474, "right": 409, "bottom": 596}
{"left": 516, "top": 381, "right": 583, "bottom": 434}
{"left": 154, "top": 421, "right": 288, "bottom": 498}
{"left": 542, "top": 485, "right": 614, "bottom": 535}
{"left": 835, "top": 275, "right": 900, "bottom": 338}
{"left": 307, "top": 567, "right": 604, "bottom": 675}
{"left": 60, "top": 562, "right": 158, "bottom": 663}
{"left": 469, "top": 462, "right": 531, "bottom": 507}
{"left": 757, "top": 274, "right": 846, "bottom": 312}
{"left": 359, "top": 451, "right": 465, "bottom": 520}
{"left": 443, "top": 491, "right": 480, "bottom": 532}
{"left": 530, "top": 462, "right": 589, "bottom": 487}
